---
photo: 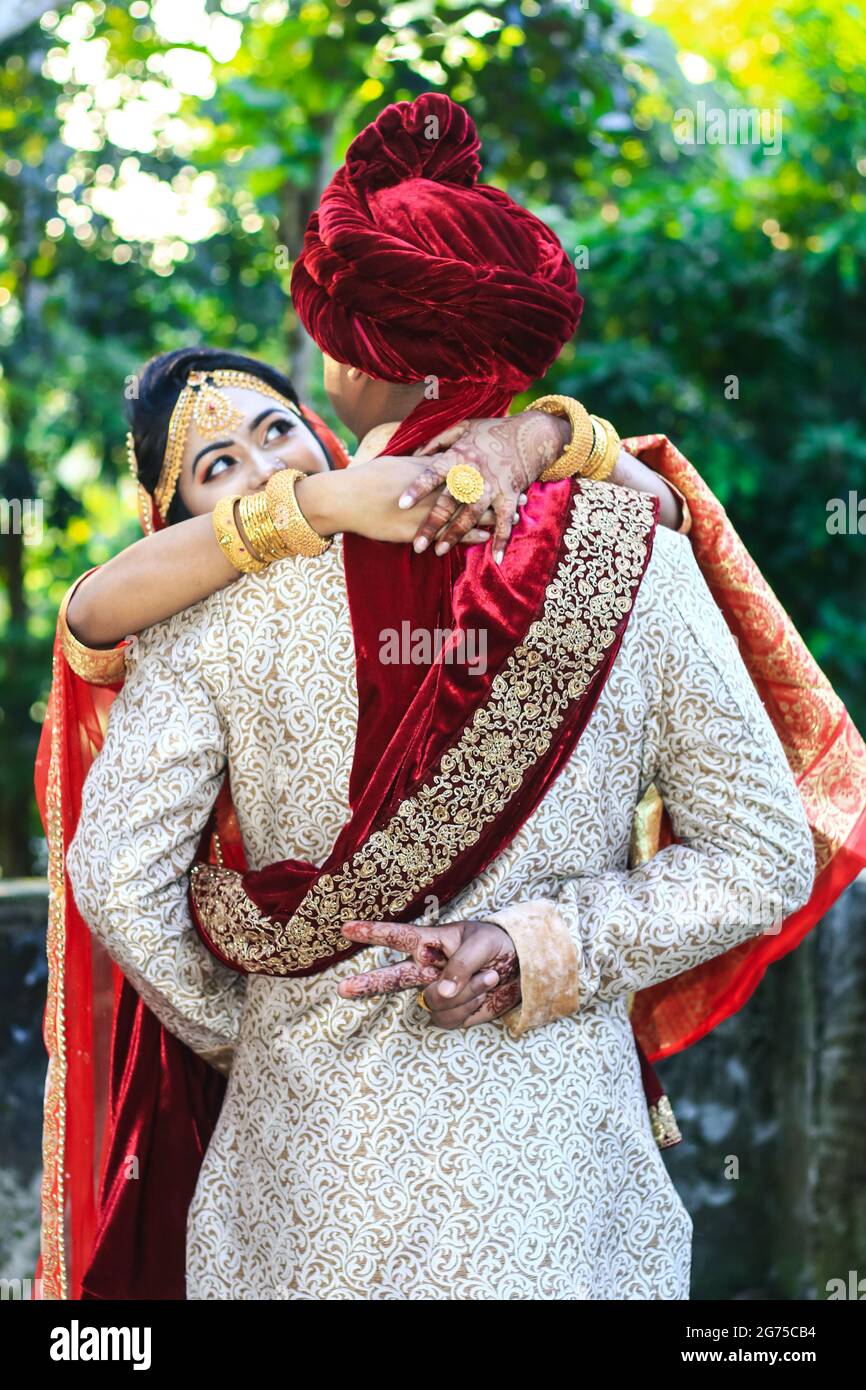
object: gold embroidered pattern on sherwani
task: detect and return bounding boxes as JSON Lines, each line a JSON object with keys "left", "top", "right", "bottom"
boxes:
{"left": 66, "top": 479, "right": 816, "bottom": 1300}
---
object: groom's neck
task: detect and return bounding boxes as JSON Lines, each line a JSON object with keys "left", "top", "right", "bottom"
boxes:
{"left": 350, "top": 379, "right": 427, "bottom": 448}
{"left": 354, "top": 421, "right": 406, "bottom": 465}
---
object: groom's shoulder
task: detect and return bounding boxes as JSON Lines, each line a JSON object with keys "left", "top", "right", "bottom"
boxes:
{"left": 576, "top": 476, "right": 697, "bottom": 599}
{"left": 629, "top": 504, "right": 738, "bottom": 664}
{"left": 123, "top": 542, "right": 348, "bottom": 678}
{"left": 218, "top": 542, "right": 348, "bottom": 633}
{"left": 573, "top": 478, "right": 712, "bottom": 645}
{"left": 121, "top": 585, "right": 228, "bottom": 679}
{"left": 634, "top": 518, "right": 707, "bottom": 636}
{"left": 643, "top": 516, "right": 699, "bottom": 591}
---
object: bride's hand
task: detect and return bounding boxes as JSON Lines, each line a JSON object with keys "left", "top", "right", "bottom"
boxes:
{"left": 396, "top": 415, "right": 687, "bottom": 550}
{"left": 396, "top": 411, "right": 566, "bottom": 563}
{"left": 297, "top": 455, "right": 497, "bottom": 547}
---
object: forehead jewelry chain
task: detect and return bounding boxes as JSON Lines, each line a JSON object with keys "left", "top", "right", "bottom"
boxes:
{"left": 152, "top": 369, "right": 302, "bottom": 521}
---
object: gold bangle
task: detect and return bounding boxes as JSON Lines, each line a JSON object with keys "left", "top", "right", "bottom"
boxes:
{"left": 528, "top": 395, "right": 596, "bottom": 482}
{"left": 237, "top": 491, "right": 288, "bottom": 563}
{"left": 586, "top": 415, "right": 621, "bottom": 482}
{"left": 212, "top": 495, "right": 268, "bottom": 574}
{"left": 265, "top": 468, "right": 333, "bottom": 558}
{"left": 582, "top": 416, "right": 607, "bottom": 477}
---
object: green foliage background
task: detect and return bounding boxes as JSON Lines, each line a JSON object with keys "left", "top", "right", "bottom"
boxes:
{"left": 1, "top": 0, "right": 864, "bottom": 877}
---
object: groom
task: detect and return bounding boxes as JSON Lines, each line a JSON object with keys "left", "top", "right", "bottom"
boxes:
{"left": 68, "top": 95, "right": 814, "bottom": 1300}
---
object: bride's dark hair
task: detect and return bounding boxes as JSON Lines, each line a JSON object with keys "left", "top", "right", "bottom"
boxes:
{"left": 128, "top": 346, "right": 317, "bottom": 524}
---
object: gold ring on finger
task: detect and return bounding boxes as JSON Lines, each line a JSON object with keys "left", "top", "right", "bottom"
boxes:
{"left": 445, "top": 463, "right": 484, "bottom": 506}
{"left": 417, "top": 989, "right": 432, "bottom": 1012}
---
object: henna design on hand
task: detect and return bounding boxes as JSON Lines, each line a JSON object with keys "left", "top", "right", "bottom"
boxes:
{"left": 339, "top": 960, "right": 441, "bottom": 999}
{"left": 336, "top": 919, "right": 521, "bottom": 1027}
{"left": 400, "top": 411, "right": 568, "bottom": 558}
{"left": 462, "top": 976, "right": 522, "bottom": 1028}
{"left": 482, "top": 945, "right": 519, "bottom": 985}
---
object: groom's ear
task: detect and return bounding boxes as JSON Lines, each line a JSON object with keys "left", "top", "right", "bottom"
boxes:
{"left": 346, "top": 365, "right": 364, "bottom": 382}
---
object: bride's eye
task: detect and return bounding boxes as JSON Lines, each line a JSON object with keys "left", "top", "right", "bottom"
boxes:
{"left": 264, "top": 417, "right": 295, "bottom": 443}
{"left": 204, "top": 454, "right": 236, "bottom": 482}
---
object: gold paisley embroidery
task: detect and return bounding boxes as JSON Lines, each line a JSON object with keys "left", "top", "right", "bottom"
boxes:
{"left": 191, "top": 481, "right": 657, "bottom": 974}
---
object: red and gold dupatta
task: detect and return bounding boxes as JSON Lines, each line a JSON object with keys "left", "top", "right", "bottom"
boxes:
{"left": 623, "top": 434, "right": 866, "bottom": 1059}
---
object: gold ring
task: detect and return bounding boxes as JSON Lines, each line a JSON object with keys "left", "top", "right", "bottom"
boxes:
{"left": 417, "top": 990, "right": 431, "bottom": 1012}
{"left": 445, "top": 463, "right": 485, "bottom": 506}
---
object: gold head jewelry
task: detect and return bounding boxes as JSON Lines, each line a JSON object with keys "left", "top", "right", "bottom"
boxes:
{"left": 126, "top": 430, "right": 155, "bottom": 535}
{"left": 445, "top": 462, "right": 485, "bottom": 506}
{"left": 150, "top": 368, "right": 302, "bottom": 522}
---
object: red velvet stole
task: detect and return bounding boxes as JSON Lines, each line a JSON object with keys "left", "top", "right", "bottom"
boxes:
{"left": 80, "top": 979, "right": 225, "bottom": 1301}
{"left": 190, "top": 473, "right": 660, "bottom": 975}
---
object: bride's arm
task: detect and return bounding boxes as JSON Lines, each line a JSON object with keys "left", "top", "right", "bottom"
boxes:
{"left": 64, "top": 460, "right": 489, "bottom": 650}
{"left": 66, "top": 512, "right": 241, "bottom": 651}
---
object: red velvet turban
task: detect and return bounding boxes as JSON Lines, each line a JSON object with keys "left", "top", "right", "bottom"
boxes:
{"left": 291, "top": 92, "right": 583, "bottom": 447}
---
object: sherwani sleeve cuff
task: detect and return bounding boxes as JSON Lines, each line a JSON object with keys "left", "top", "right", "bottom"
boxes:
{"left": 483, "top": 899, "right": 581, "bottom": 1039}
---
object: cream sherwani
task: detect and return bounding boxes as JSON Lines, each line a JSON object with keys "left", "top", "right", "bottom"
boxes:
{"left": 67, "top": 480, "right": 815, "bottom": 1300}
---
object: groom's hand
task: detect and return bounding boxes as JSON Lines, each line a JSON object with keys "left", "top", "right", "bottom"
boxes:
{"left": 337, "top": 919, "right": 521, "bottom": 1029}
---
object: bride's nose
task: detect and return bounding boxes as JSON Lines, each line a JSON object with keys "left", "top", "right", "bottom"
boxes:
{"left": 248, "top": 453, "right": 283, "bottom": 489}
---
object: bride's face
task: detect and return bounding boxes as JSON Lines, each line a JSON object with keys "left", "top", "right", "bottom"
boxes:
{"left": 177, "top": 385, "right": 331, "bottom": 516}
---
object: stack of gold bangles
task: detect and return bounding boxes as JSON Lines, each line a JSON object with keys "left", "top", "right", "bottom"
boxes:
{"left": 213, "top": 467, "right": 332, "bottom": 574}
{"left": 443, "top": 395, "right": 621, "bottom": 507}
{"left": 528, "top": 395, "right": 622, "bottom": 484}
